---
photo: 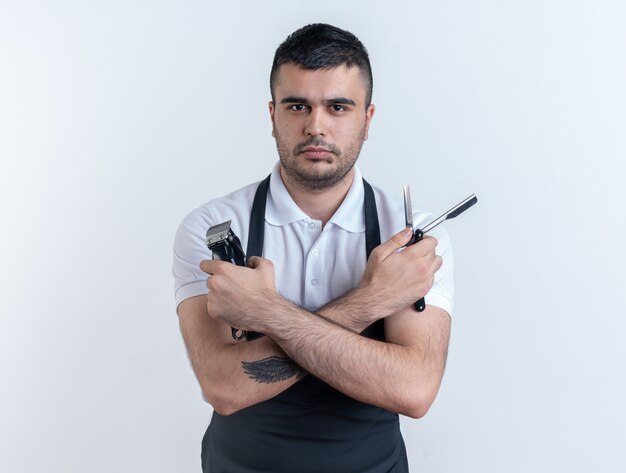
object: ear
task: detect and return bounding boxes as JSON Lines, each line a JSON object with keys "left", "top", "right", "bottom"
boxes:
{"left": 363, "top": 103, "right": 375, "bottom": 141}
{"left": 269, "top": 101, "right": 276, "bottom": 137}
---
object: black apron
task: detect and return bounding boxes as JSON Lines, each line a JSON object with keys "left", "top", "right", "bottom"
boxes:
{"left": 201, "top": 176, "right": 409, "bottom": 473}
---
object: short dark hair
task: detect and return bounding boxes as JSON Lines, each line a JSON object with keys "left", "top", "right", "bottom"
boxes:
{"left": 270, "top": 23, "right": 373, "bottom": 107}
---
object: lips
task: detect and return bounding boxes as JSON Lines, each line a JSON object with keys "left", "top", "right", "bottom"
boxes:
{"left": 294, "top": 139, "right": 338, "bottom": 160}
{"left": 302, "top": 147, "right": 332, "bottom": 159}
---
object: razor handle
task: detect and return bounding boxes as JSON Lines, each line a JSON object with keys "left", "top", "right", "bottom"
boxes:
{"left": 407, "top": 228, "right": 426, "bottom": 312}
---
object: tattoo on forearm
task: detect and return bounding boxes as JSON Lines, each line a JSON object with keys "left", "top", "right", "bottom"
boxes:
{"left": 242, "top": 356, "right": 306, "bottom": 384}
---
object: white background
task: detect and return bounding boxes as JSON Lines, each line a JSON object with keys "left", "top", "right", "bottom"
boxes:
{"left": 1, "top": 1, "right": 625, "bottom": 472}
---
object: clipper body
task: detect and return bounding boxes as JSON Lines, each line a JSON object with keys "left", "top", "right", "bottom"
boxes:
{"left": 206, "top": 221, "right": 262, "bottom": 341}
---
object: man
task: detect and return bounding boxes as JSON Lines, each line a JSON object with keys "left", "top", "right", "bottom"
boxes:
{"left": 173, "top": 23, "right": 453, "bottom": 473}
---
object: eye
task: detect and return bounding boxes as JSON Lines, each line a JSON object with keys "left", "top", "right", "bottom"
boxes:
{"left": 331, "top": 104, "right": 347, "bottom": 112}
{"left": 288, "top": 104, "right": 308, "bottom": 112}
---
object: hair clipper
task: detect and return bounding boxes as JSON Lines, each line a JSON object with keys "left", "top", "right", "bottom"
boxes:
{"left": 205, "top": 221, "right": 262, "bottom": 341}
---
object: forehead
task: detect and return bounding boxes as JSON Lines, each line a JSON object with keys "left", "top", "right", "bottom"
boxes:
{"left": 273, "top": 63, "right": 368, "bottom": 104}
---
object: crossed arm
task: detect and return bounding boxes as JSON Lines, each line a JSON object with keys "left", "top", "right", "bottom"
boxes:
{"left": 178, "top": 228, "right": 450, "bottom": 418}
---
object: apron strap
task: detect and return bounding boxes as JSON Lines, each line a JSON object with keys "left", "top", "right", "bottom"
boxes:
{"left": 246, "top": 174, "right": 271, "bottom": 258}
{"left": 362, "top": 179, "right": 380, "bottom": 259}
{"left": 361, "top": 179, "right": 385, "bottom": 341}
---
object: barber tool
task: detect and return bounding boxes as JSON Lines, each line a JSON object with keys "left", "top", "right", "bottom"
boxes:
{"left": 403, "top": 186, "right": 478, "bottom": 312}
{"left": 206, "top": 220, "right": 262, "bottom": 341}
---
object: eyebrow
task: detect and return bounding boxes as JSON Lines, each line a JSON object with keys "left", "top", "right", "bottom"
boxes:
{"left": 280, "top": 96, "right": 357, "bottom": 106}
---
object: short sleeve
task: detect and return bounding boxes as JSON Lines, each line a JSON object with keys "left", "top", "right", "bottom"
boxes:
{"left": 172, "top": 208, "right": 214, "bottom": 311}
{"left": 424, "top": 226, "right": 454, "bottom": 316}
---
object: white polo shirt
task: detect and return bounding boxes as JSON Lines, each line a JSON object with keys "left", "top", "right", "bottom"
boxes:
{"left": 173, "top": 162, "right": 453, "bottom": 315}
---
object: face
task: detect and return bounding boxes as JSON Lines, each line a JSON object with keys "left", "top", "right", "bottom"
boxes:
{"left": 269, "top": 63, "right": 375, "bottom": 191}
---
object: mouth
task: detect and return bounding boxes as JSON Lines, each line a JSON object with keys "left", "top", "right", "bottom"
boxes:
{"left": 301, "top": 147, "right": 333, "bottom": 160}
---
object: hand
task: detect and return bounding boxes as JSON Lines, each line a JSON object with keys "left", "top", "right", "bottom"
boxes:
{"left": 356, "top": 227, "right": 443, "bottom": 320}
{"left": 199, "top": 256, "right": 278, "bottom": 331}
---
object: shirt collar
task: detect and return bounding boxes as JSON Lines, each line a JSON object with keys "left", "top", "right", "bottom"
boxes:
{"left": 326, "top": 164, "right": 365, "bottom": 233}
{"left": 265, "top": 162, "right": 366, "bottom": 233}
{"left": 266, "top": 162, "right": 310, "bottom": 226}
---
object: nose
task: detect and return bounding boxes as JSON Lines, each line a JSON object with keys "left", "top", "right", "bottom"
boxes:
{"left": 304, "top": 107, "right": 326, "bottom": 137}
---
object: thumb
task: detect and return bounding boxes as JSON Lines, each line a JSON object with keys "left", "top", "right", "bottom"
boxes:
{"left": 247, "top": 256, "right": 270, "bottom": 269}
{"left": 373, "top": 227, "right": 414, "bottom": 259}
{"left": 250, "top": 255, "right": 274, "bottom": 272}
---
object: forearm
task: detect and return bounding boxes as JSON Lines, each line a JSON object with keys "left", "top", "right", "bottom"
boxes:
{"left": 263, "top": 299, "right": 447, "bottom": 418}
{"left": 315, "top": 287, "right": 378, "bottom": 333}
{"left": 202, "top": 340, "right": 304, "bottom": 415}
{"left": 178, "top": 298, "right": 306, "bottom": 416}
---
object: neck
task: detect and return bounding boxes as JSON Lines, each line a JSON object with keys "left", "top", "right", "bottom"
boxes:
{"left": 279, "top": 167, "right": 355, "bottom": 226}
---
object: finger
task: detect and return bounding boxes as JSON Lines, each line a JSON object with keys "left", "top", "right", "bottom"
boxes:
{"left": 200, "top": 259, "right": 228, "bottom": 274}
{"left": 433, "top": 255, "right": 443, "bottom": 272}
{"left": 372, "top": 227, "right": 414, "bottom": 260}
{"left": 425, "top": 255, "right": 443, "bottom": 279}
{"left": 408, "top": 235, "right": 438, "bottom": 257}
